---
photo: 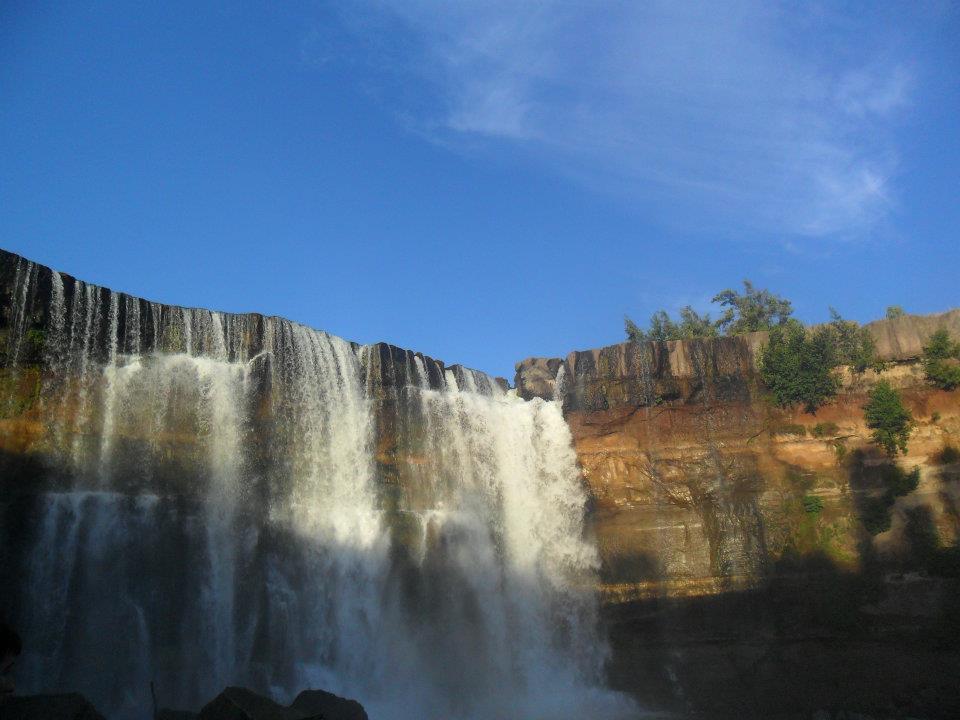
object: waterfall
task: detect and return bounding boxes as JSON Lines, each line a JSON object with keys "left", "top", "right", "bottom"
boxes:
{"left": 553, "top": 362, "right": 568, "bottom": 403}
{"left": 0, "top": 252, "right": 633, "bottom": 719}
{"left": 373, "top": 364, "right": 619, "bottom": 719}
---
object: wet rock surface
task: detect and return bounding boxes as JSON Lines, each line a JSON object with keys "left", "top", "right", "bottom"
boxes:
{"left": 513, "top": 356, "right": 563, "bottom": 400}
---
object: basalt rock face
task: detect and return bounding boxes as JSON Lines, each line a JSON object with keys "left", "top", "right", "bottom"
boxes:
{"left": 517, "top": 314, "right": 960, "bottom": 718}
{"left": 868, "top": 309, "right": 960, "bottom": 361}
{"left": 291, "top": 690, "right": 369, "bottom": 720}
{"left": 516, "top": 310, "right": 960, "bottom": 410}
{"left": 516, "top": 314, "right": 960, "bottom": 592}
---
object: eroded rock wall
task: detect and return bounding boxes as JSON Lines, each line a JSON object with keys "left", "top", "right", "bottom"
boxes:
{"left": 517, "top": 314, "right": 960, "bottom": 718}
{"left": 517, "top": 313, "right": 960, "bottom": 596}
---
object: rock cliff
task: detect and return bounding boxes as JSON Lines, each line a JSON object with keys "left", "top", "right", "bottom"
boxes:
{"left": 0, "top": 247, "right": 507, "bottom": 502}
{"left": 516, "top": 313, "right": 960, "bottom": 592}
{"left": 3, "top": 245, "right": 959, "bottom": 718}
{"left": 517, "top": 312, "right": 960, "bottom": 718}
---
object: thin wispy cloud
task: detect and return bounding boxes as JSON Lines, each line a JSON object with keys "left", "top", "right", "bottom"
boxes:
{"left": 325, "top": 1, "right": 923, "bottom": 239}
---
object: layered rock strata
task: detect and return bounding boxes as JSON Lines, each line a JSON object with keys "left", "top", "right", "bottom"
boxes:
{"left": 516, "top": 312, "right": 960, "bottom": 595}
{"left": 517, "top": 310, "right": 960, "bottom": 718}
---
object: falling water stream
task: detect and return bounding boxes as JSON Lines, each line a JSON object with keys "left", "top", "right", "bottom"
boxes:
{"left": 0, "top": 254, "right": 634, "bottom": 719}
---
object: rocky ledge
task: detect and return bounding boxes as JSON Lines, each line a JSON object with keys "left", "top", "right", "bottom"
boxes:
{"left": 516, "top": 309, "right": 960, "bottom": 409}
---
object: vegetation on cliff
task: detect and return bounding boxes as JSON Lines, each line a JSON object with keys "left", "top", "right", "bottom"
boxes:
{"left": 713, "top": 280, "right": 794, "bottom": 334}
{"left": 624, "top": 306, "right": 718, "bottom": 342}
{"left": 625, "top": 279, "right": 792, "bottom": 341}
{"left": 625, "top": 282, "right": 879, "bottom": 413}
{"left": 759, "top": 320, "right": 841, "bottom": 413}
{"left": 864, "top": 381, "right": 914, "bottom": 456}
{"left": 922, "top": 328, "right": 960, "bottom": 390}
{"left": 824, "top": 308, "right": 880, "bottom": 374}
{"left": 758, "top": 311, "right": 878, "bottom": 413}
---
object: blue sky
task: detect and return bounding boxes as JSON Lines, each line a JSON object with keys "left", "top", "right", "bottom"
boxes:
{"left": 1, "top": 1, "right": 957, "bottom": 379}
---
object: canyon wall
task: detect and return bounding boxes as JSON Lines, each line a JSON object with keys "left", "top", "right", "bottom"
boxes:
{"left": 517, "top": 312, "right": 960, "bottom": 718}
{"left": 3, "top": 244, "right": 958, "bottom": 718}
{"left": 517, "top": 312, "right": 960, "bottom": 594}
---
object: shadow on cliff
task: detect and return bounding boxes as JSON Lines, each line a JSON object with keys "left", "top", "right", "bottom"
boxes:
{"left": 0, "top": 449, "right": 50, "bottom": 625}
{"left": 602, "top": 538, "right": 960, "bottom": 719}
{"left": 844, "top": 447, "right": 960, "bottom": 579}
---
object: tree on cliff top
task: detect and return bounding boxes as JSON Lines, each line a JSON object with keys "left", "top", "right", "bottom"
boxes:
{"left": 713, "top": 280, "right": 793, "bottom": 335}
{"left": 625, "top": 279, "right": 788, "bottom": 342}
{"left": 625, "top": 306, "right": 718, "bottom": 342}
{"left": 824, "top": 308, "right": 880, "bottom": 374}
{"left": 922, "top": 328, "right": 960, "bottom": 391}
{"left": 624, "top": 316, "right": 646, "bottom": 343}
{"left": 759, "top": 320, "right": 841, "bottom": 413}
{"left": 864, "top": 380, "right": 913, "bottom": 456}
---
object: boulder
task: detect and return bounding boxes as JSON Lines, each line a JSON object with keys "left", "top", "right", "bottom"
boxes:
{"left": 291, "top": 689, "right": 369, "bottom": 720}
{"left": 190, "top": 686, "right": 368, "bottom": 720}
{"left": 514, "top": 356, "right": 563, "bottom": 400}
{"left": 196, "top": 688, "right": 309, "bottom": 720}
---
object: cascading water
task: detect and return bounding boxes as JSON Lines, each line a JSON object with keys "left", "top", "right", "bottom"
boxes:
{"left": 0, "top": 252, "right": 634, "bottom": 719}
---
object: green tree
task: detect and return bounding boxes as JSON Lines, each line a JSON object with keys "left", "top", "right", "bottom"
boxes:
{"left": 886, "top": 305, "right": 905, "bottom": 319}
{"left": 864, "top": 380, "right": 913, "bottom": 456}
{"left": 625, "top": 316, "right": 646, "bottom": 343}
{"left": 713, "top": 280, "right": 793, "bottom": 335}
{"left": 922, "top": 328, "right": 960, "bottom": 390}
{"left": 626, "top": 278, "right": 792, "bottom": 342}
{"left": 625, "top": 306, "right": 718, "bottom": 342}
{"left": 759, "top": 320, "right": 841, "bottom": 413}
{"left": 824, "top": 308, "right": 880, "bottom": 374}
{"left": 675, "top": 306, "right": 719, "bottom": 339}
{"left": 625, "top": 310, "right": 674, "bottom": 342}
{"left": 648, "top": 310, "right": 675, "bottom": 341}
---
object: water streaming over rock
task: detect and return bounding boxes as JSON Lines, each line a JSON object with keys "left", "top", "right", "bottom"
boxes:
{"left": 0, "top": 251, "right": 634, "bottom": 719}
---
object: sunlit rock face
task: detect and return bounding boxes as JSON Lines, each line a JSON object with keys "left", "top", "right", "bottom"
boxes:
{"left": 0, "top": 249, "right": 633, "bottom": 720}
{"left": 516, "top": 314, "right": 960, "bottom": 596}
{"left": 517, "top": 312, "right": 960, "bottom": 718}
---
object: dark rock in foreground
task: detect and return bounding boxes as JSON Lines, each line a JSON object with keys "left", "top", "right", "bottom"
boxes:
{"left": 0, "top": 693, "right": 106, "bottom": 719}
{"left": 197, "top": 687, "right": 307, "bottom": 720}
{"left": 158, "top": 710, "right": 201, "bottom": 720}
{"left": 159, "top": 686, "right": 368, "bottom": 720}
{"left": 290, "top": 690, "right": 368, "bottom": 720}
